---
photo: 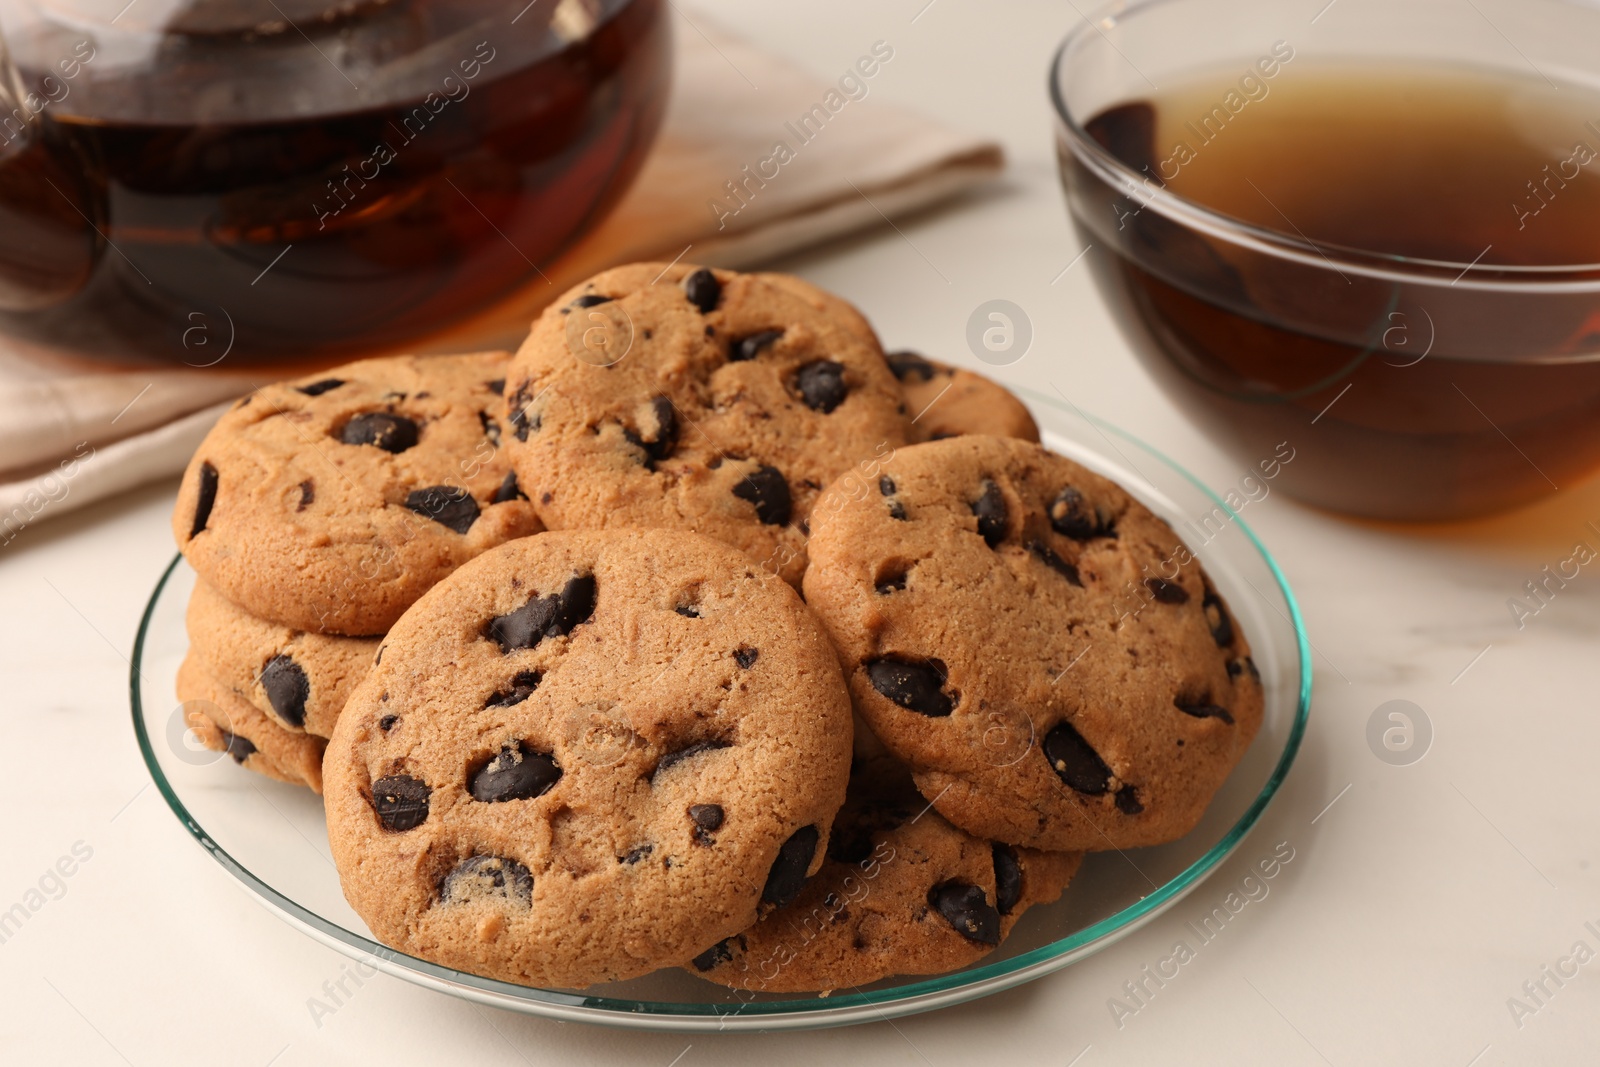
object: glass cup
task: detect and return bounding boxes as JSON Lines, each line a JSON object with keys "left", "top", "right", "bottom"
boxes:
{"left": 1052, "top": 0, "right": 1600, "bottom": 521}
{"left": 0, "top": 0, "right": 671, "bottom": 363}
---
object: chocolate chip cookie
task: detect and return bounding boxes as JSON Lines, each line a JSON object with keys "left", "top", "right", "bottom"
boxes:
{"left": 185, "top": 579, "right": 379, "bottom": 739}
{"left": 502, "top": 264, "right": 912, "bottom": 586}
{"left": 886, "top": 351, "right": 1040, "bottom": 443}
{"left": 803, "top": 435, "right": 1263, "bottom": 852}
{"left": 176, "top": 653, "right": 327, "bottom": 792}
{"left": 689, "top": 754, "right": 1080, "bottom": 993}
{"left": 322, "top": 528, "right": 854, "bottom": 988}
{"left": 173, "top": 352, "right": 543, "bottom": 636}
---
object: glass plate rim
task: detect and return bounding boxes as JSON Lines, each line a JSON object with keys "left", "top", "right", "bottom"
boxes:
{"left": 130, "top": 402, "right": 1313, "bottom": 1027}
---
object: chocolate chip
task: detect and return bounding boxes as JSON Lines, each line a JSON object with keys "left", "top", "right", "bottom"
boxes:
{"left": 1175, "top": 700, "right": 1235, "bottom": 724}
{"left": 866, "top": 657, "right": 955, "bottom": 717}
{"left": 371, "top": 775, "right": 430, "bottom": 831}
{"left": 1203, "top": 587, "right": 1235, "bottom": 647}
{"left": 508, "top": 383, "right": 539, "bottom": 441}
{"left": 297, "top": 378, "right": 344, "bottom": 396}
{"left": 189, "top": 462, "right": 218, "bottom": 539}
{"left": 879, "top": 476, "right": 896, "bottom": 496}
{"left": 653, "top": 739, "right": 730, "bottom": 779}
{"left": 1042, "top": 721, "right": 1111, "bottom": 795}
{"left": 689, "top": 804, "right": 724, "bottom": 845}
{"left": 763, "top": 825, "right": 819, "bottom": 906}
{"left": 1027, "top": 540, "right": 1083, "bottom": 587}
{"left": 620, "top": 844, "right": 653, "bottom": 865}
{"left": 971, "top": 479, "right": 1007, "bottom": 547}
{"left": 1050, "top": 487, "right": 1114, "bottom": 540}
{"left": 992, "top": 845, "right": 1023, "bottom": 915}
{"left": 296, "top": 479, "right": 314, "bottom": 511}
{"left": 469, "top": 743, "right": 561, "bottom": 803}
{"left": 628, "top": 396, "right": 678, "bottom": 464}
{"left": 340, "top": 413, "right": 419, "bottom": 453}
{"left": 439, "top": 854, "right": 532, "bottom": 908}
{"left": 570, "top": 293, "right": 612, "bottom": 309}
{"left": 684, "top": 268, "right": 721, "bottom": 312}
{"left": 486, "top": 573, "right": 596, "bottom": 652}
{"left": 479, "top": 411, "right": 501, "bottom": 445}
{"left": 378, "top": 714, "right": 398, "bottom": 731}
{"left": 220, "top": 728, "right": 255, "bottom": 764}
{"left": 733, "top": 647, "right": 759, "bottom": 669}
{"left": 259, "top": 655, "right": 308, "bottom": 729}
{"left": 485, "top": 670, "right": 541, "bottom": 708}
{"left": 889, "top": 501, "right": 908, "bottom": 521}
{"left": 486, "top": 378, "right": 506, "bottom": 395}
{"left": 794, "top": 361, "right": 848, "bottom": 413}
{"left": 405, "top": 486, "right": 480, "bottom": 533}
{"left": 929, "top": 882, "right": 1000, "bottom": 945}
{"left": 733, "top": 466, "right": 791, "bottom": 525}
{"left": 1115, "top": 785, "right": 1144, "bottom": 814}
{"left": 675, "top": 604, "right": 701, "bottom": 618}
{"left": 1146, "top": 577, "right": 1189, "bottom": 604}
{"left": 731, "top": 329, "right": 783, "bottom": 361}
{"left": 885, "top": 350, "right": 937, "bottom": 382}
{"left": 493, "top": 471, "right": 527, "bottom": 503}
{"left": 691, "top": 937, "right": 737, "bottom": 971}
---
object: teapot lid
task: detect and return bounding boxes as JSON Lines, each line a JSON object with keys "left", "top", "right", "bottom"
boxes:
{"left": 39, "top": 0, "right": 397, "bottom": 37}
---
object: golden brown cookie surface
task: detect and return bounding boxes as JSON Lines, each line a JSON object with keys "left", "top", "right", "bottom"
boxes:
{"left": 323, "top": 529, "right": 854, "bottom": 988}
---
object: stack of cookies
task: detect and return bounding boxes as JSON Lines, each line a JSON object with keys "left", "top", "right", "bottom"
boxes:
{"left": 171, "top": 264, "right": 1261, "bottom": 994}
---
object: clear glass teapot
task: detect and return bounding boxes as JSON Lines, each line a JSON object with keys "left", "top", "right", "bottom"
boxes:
{"left": 0, "top": 0, "right": 670, "bottom": 363}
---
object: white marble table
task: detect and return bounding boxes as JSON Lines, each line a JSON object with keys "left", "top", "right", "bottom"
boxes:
{"left": 4, "top": 2, "right": 1598, "bottom": 1063}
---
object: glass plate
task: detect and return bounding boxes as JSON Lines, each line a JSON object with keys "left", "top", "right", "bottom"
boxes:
{"left": 130, "top": 395, "right": 1312, "bottom": 1032}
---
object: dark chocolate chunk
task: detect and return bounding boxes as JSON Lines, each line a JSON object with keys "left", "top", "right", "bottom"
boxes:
{"left": 1175, "top": 700, "right": 1235, "bottom": 724}
{"left": 340, "top": 413, "right": 419, "bottom": 453}
{"left": 485, "top": 670, "right": 541, "bottom": 708}
{"left": 653, "top": 739, "right": 731, "bottom": 779}
{"left": 1049, "top": 487, "right": 1115, "bottom": 540}
{"left": 1203, "top": 587, "right": 1235, "bottom": 647}
{"left": 405, "top": 486, "right": 480, "bottom": 533}
{"left": 220, "top": 728, "right": 255, "bottom": 764}
{"left": 691, "top": 938, "right": 737, "bottom": 972}
{"left": 794, "top": 360, "right": 848, "bottom": 413}
{"left": 866, "top": 657, "right": 955, "bottom": 717}
{"left": 297, "top": 378, "right": 344, "bottom": 396}
{"left": 620, "top": 844, "right": 654, "bottom": 865}
{"left": 296, "top": 479, "right": 314, "bottom": 511}
{"left": 439, "top": 854, "right": 532, "bottom": 907}
{"left": 733, "top": 466, "right": 791, "bottom": 525}
{"left": 1042, "top": 721, "right": 1111, "bottom": 795}
{"left": 479, "top": 410, "right": 501, "bottom": 445}
{"left": 570, "top": 293, "right": 612, "bottom": 309}
{"left": 493, "top": 471, "right": 527, "bottom": 503}
{"left": 486, "top": 573, "right": 596, "bottom": 652}
{"left": 1115, "top": 785, "right": 1144, "bottom": 814}
{"left": 371, "top": 774, "right": 430, "bottom": 832}
{"left": 259, "top": 654, "right": 309, "bottom": 729}
{"left": 731, "top": 329, "right": 783, "bottom": 361}
{"left": 971, "top": 479, "right": 1007, "bottom": 547}
{"left": 762, "top": 825, "right": 820, "bottom": 906}
{"left": 1145, "top": 577, "right": 1189, "bottom": 604}
{"left": 486, "top": 378, "right": 506, "bottom": 395}
{"left": 884, "top": 350, "right": 937, "bottom": 382}
{"left": 1027, "top": 540, "right": 1083, "bottom": 587}
{"left": 889, "top": 500, "right": 908, "bottom": 521}
{"left": 630, "top": 396, "right": 678, "bottom": 464}
{"left": 879, "top": 476, "right": 896, "bottom": 496}
{"left": 469, "top": 743, "right": 562, "bottom": 803}
{"left": 733, "top": 646, "right": 759, "bottom": 669}
{"left": 993, "top": 844, "right": 1023, "bottom": 915}
{"left": 689, "top": 804, "right": 725, "bottom": 845}
{"left": 929, "top": 882, "right": 1000, "bottom": 945}
{"left": 684, "top": 268, "right": 721, "bottom": 312}
{"left": 190, "top": 461, "right": 218, "bottom": 539}
{"left": 378, "top": 714, "right": 398, "bottom": 731}
{"left": 508, "top": 383, "right": 539, "bottom": 442}
{"left": 675, "top": 604, "right": 701, "bottom": 618}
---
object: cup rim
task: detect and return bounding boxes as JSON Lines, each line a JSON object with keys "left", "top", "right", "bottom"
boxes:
{"left": 1047, "top": 0, "right": 1600, "bottom": 291}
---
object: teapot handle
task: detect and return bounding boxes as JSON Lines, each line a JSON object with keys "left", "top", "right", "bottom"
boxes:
{"left": 0, "top": 29, "right": 101, "bottom": 313}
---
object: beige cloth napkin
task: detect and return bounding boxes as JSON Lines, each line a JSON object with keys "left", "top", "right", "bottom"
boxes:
{"left": 0, "top": 17, "right": 1001, "bottom": 534}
